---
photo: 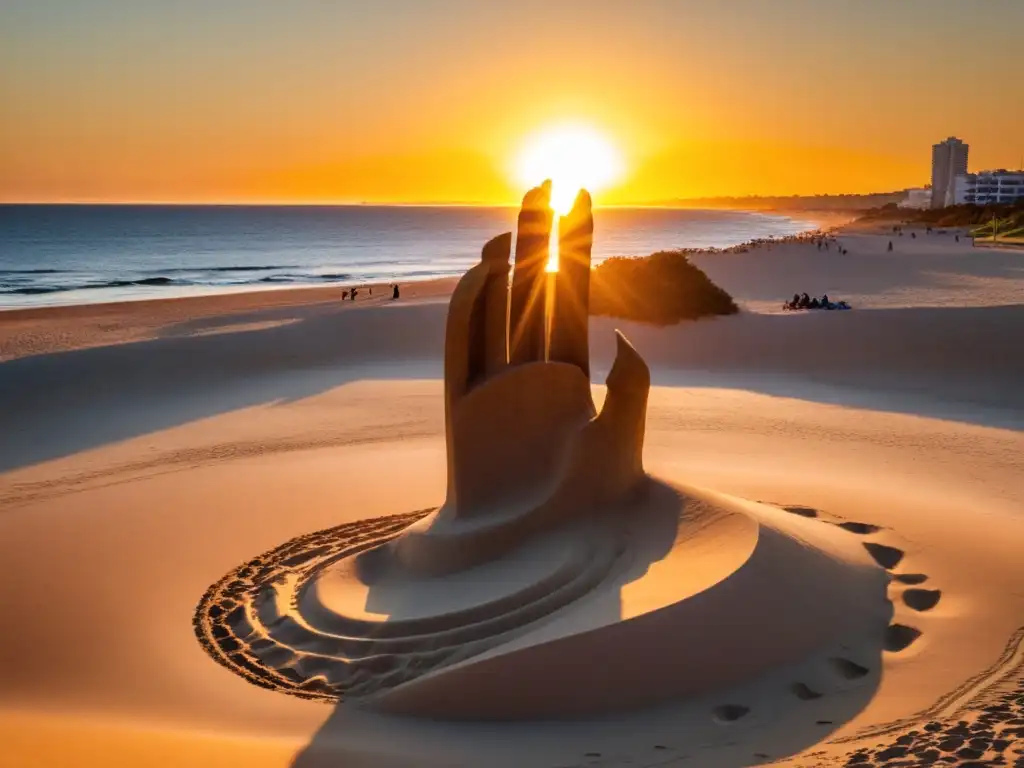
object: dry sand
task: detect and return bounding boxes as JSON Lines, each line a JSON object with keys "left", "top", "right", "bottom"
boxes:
{"left": 1, "top": 227, "right": 1023, "bottom": 767}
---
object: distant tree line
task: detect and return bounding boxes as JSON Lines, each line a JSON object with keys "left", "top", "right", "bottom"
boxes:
{"left": 859, "top": 200, "right": 1024, "bottom": 235}
{"left": 653, "top": 192, "right": 907, "bottom": 212}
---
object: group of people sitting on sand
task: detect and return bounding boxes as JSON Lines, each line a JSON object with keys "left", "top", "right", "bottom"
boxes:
{"left": 784, "top": 293, "right": 850, "bottom": 311}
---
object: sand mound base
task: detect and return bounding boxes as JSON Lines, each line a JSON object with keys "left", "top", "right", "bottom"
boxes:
{"left": 194, "top": 480, "right": 897, "bottom": 720}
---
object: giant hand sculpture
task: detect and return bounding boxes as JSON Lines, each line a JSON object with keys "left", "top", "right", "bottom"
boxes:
{"left": 396, "top": 182, "right": 651, "bottom": 574}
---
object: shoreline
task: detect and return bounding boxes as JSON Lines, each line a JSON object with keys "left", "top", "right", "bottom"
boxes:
{"left": 0, "top": 213, "right": 844, "bottom": 361}
{"left": 0, "top": 277, "right": 458, "bottom": 362}
{"left": 0, "top": 208, "right": 842, "bottom": 314}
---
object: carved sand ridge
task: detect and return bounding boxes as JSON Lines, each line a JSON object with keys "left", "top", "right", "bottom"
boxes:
{"left": 193, "top": 510, "right": 627, "bottom": 702}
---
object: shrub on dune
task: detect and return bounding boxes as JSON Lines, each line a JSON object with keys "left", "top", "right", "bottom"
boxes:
{"left": 590, "top": 250, "right": 738, "bottom": 326}
{"left": 860, "top": 200, "right": 1024, "bottom": 230}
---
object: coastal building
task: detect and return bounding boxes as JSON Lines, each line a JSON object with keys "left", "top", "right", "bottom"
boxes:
{"left": 953, "top": 170, "right": 1024, "bottom": 205}
{"left": 931, "top": 137, "right": 969, "bottom": 208}
{"left": 900, "top": 187, "right": 932, "bottom": 209}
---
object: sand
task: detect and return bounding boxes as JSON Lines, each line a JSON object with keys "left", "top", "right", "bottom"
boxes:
{"left": 1, "top": 226, "right": 1023, "bottom": 767}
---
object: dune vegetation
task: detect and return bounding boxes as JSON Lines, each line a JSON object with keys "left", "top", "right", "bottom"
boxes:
{"left": 860, "top": 200, "right": 1024, "bottom": 233}
{"left": 590, "top": 250, "right": 739, "bottom": 325}
{"left": 970, "top": 207, "right": 1024, "bottom": 240}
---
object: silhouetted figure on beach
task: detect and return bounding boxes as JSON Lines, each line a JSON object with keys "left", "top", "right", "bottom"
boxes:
{"left": 351, "top": 287, "right": 359, "bottom": 301}
{"left": 955, "top": 235, "right": 960, "bottom": 243}
{"left": 799, "top": 292, "right": 810, "bottom": 309}
{"left": 392, "top": 283, "right": 400, "bottom": 300}
{"left": 888, "top": 240, "right": 893, "bottom": 252}
{"left": 342, "top": 289, "right": 349, "bottom": 300}
{"left": 911, "top": 232, "right": 916, "bottom": 239}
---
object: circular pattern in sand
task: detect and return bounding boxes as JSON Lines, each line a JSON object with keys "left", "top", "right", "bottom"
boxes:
{"left": 192, "top": 508, "right": 622, "bottom": 702}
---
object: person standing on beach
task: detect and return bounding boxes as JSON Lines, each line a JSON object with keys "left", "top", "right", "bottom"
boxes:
{"left": 392, "top": 284, "right": 400, "bottom": 300}
{"left": 888, "top": 240, "right": 894, "bottom": 252}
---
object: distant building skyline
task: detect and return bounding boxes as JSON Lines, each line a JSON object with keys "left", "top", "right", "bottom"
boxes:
{"left": 925, "top": 134, "right": 1024, "bottom": 208}
{"left": 931, "top": 137, "right": 969, "bottom": 209}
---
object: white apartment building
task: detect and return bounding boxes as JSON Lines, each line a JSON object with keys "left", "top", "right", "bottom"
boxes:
{"left": 900, "top": 188, "right": 932, "bottom": 209}
{"left": 954, "top": 170, "right": 1024, "bottom": 205}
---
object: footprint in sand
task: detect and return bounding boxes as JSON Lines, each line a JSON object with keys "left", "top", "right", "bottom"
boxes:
{"left": 783, "top": 506, "right": 819, "bottom": 518}
{"left": 790, "top": 682, "right": 824, "bottom": 700}
{"left": 885, "top": 624, "right": 923, "bottom": 652}
{"left": 863, "top": 542, "right": 905, "bottom": 570}
{"left": 838, "top": 521, "right": 882, "bottom": 535}
{"left": 892, "top": 572, "right": 928, "bottom": 585}
{"left": 830, "top": 657, "right": 871, "bottom": 681}
{"left": 903, "top": 588, "right": 942, "bottom": 612}
{"left": 713, "top": 704, "right": 751, "bottom": 722}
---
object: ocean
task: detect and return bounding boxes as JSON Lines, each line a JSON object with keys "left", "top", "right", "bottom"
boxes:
{"left": 0, "top": 205, "right": 813, "bottom": 309}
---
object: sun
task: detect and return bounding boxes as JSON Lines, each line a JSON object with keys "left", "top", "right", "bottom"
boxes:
{"left": 515, "top": 124, "right": 623, "bottom": 214}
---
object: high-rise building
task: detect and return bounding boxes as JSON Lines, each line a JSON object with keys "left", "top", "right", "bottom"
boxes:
{"left": 931, "top": 137, "right": 969, "bottom": 208}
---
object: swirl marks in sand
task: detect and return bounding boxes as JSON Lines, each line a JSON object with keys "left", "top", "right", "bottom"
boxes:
{"left": 193, "top": 508, "right": 623, "bottom": 702}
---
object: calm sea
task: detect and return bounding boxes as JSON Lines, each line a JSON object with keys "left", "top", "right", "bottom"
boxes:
{"left": 0, "top": 205, "right": 812, "bottom": 309}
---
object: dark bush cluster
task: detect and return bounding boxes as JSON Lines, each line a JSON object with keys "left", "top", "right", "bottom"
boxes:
{"left": 590, "top": 250, "right": 738, "bottom": 326}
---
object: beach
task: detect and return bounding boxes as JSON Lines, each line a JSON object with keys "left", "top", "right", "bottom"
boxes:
{"left": 2, "top": 224, "right": 1023, "bottom": 767}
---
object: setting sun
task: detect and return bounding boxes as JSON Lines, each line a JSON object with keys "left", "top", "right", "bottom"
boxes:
{"left": 515, "top": 125, "right": 623, "bottom": 214}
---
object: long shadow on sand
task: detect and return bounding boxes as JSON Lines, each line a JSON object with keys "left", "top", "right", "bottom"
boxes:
{"left": 590, "top": 305, "right": 1024, "bottom": 431}
{"left": 3, "top": 301, "right": 1023, "bottom": 475}
{"left": 0, "top": 301, "right": 447, "bottom": 473}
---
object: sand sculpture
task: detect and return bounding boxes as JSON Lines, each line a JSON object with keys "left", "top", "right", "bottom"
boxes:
{"left": 195, "top": 184, "right": 912, "bottom": 724}
{"left": 396, "top": 181, "right": 650, "bottom": 575}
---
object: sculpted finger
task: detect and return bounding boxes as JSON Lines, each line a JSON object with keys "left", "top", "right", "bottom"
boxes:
{"left": 549, "top": 188, "right": 593, "bottom": 377}
{"left": 509, "top": 181, "right": 552, "bottom": 365}
{"left": 479, "top": 231, "right": 512, "bottom": 377}
{"left": 443, "top": 231, "right": 511, "bottom": 507}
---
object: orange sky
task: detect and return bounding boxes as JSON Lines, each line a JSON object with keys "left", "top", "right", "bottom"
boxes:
{"left": 2, "top": 0, "right": 1022, "bottom": 205}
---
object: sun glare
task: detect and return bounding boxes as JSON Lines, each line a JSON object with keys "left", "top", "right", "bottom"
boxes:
{"left": 515, "top": 125, "right": 623, "bottom": 215}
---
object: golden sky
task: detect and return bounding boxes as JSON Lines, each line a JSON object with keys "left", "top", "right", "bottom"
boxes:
{"left": 2, "top": 0, "right": 1022, "bottom": 204}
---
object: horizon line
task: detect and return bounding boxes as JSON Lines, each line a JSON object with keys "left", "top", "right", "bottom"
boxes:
{"left": 0, "top": 192, "right": 909, "bottom": 209}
